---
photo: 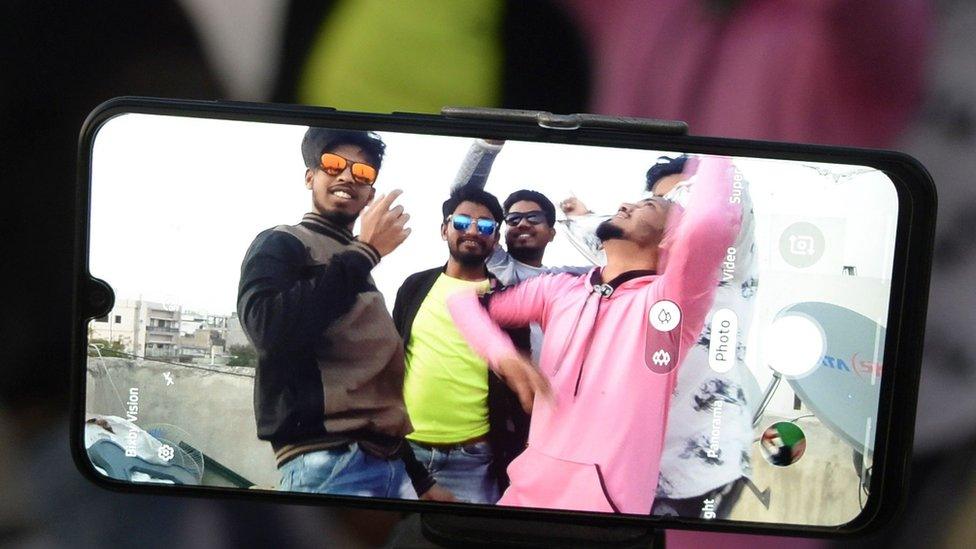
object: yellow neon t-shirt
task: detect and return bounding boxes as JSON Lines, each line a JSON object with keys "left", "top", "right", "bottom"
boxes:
{"left": 404, "top": 274, "right": 491, "bottom": 444}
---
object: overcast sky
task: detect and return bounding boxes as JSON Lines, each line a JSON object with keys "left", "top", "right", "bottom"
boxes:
{"left": 89, "top": 114, "right": 898, "bottom": 317}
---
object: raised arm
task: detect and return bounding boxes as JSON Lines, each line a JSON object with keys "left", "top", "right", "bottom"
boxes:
{"left": 237, "top": 230, "right": 380, "bottom": 352}
{"left": 666, "top": 165, "right": 756, "bottom": 286}
{"left": 239, "top": 193, "right": 409, "bottom": 352}
{"left": 447, "top": 274, "right": 558, "bottom": 367}
{"left": 448, "top": 275, "right": 560, "bottom": 412}
{"left": 451, "top": 139, "right": 505, "bottom": 192}
{"left": 555, "top": 195, "right": 607, "bottom": 266}
{"left": 558, "top": 214, "right": 609, "bottom": 267}
{"left": 658, "top": 156, "right": 741, "bottom": 335}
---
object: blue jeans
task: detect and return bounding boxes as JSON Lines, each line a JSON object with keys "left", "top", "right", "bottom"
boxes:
{"left": 279, "top": 443, "right": 413, "bottom": 499}
{"left": 408, "top": 440, "right": 499, "bottom": 504}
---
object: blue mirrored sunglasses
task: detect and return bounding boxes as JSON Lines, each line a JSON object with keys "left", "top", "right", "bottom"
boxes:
{"left": 448, "top": 214, "right": 499, "bottom": 236}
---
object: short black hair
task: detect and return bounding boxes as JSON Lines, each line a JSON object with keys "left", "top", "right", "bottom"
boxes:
{"left": 503, "top": 189, "right": 556, "bottom": 226}
{"left": 442, "top": 186, "right": 504, "bottom": 223}
{"left": 645, "top": 155, "right": 690, "bottom": 192}
{"left": 301, "top": 127, "right": 386, "bottom": 171}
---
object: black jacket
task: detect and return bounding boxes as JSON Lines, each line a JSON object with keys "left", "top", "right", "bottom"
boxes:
{"left": 238, "top": 215, "right": 434, "bottom": 494}
{"left": 392, "top": 266, "right": 531, "bottom": 490}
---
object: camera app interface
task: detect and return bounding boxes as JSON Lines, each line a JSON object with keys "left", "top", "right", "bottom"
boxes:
{"left": 84, "top": 114, "right": 898, "bottom": 526}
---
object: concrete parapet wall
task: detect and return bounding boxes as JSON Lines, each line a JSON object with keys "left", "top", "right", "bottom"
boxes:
{"left": 85, "top": 356, "right": 279, "bottom": 488}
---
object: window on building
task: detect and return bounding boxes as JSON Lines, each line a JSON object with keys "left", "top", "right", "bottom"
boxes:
{"left": 114, "top": 315, "right": 122, "bottom": 323}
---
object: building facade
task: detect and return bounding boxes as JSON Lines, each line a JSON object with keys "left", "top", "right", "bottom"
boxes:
{"left": 90, "top": 299, "right": 182, "bottom": 359}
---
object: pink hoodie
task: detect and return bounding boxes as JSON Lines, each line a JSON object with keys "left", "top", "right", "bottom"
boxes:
{"left": 448, "top": 157, "right": 740, "bottom": 514}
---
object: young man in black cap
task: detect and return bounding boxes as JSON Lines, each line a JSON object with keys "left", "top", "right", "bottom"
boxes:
{"left": 238, "top": 127, "right": 451, "bottom": 501}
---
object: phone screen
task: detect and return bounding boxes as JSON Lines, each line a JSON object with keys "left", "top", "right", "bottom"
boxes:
{"left": 81, "top": 112, "right": 902, "bottom": 529}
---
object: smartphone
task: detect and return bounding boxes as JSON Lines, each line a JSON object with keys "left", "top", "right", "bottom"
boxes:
{"left": 72, "top": 97, "right": 935, "bottom": 538}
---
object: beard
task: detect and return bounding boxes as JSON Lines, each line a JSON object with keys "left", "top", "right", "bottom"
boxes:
{"left": 596, "top": 219, "right": 625, "bottom": 242}
{"left": 506, "top": 234, "right": 545, "bottom": 264}
{"left": 318, "top": 208, "right": 358, "bottom": 228}
{"left": 509, "top": 245, "right": 544, "bottom": 265}
{"left": 449, "top": 238, "right": 492, "bottom": 266}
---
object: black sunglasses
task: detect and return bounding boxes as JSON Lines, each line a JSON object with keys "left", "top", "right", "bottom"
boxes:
{"left": 504, "top": 211, "right": 548, "bottom": 227}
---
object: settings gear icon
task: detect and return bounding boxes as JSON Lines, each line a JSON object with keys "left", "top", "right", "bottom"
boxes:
{"left": 651, "top": 349, "right": 671, "bottom": 367}
{"left": 157, "top": 444, "right": 175, "bottom": 462}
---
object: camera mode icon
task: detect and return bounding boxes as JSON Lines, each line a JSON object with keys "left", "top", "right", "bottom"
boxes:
{"left": 649, "top": 300, "right": 681, "bottom": 332}
{"left": 651, "top": 349, "right": 671, "bottom": 367}
{"left": 779, "top": 222, "right": 826, "bottom": 268}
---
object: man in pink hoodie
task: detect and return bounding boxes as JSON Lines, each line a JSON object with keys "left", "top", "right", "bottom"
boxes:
{"left": 447, "top": 155, "right": 740, "bottom": 514}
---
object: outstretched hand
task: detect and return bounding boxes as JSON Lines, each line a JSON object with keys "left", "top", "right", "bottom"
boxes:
{"left": 495, "top": 353, "right": 552, "bottom": 414}
{"left": 359, "top": 189, "right": 411, "bottom": 257}
{"left": 559, "top": 196, "right": 591, "bottom": 216}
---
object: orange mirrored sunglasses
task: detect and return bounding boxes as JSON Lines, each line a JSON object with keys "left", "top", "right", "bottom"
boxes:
{"left": 320, "top": 153, "right": 378, "bottom": 185}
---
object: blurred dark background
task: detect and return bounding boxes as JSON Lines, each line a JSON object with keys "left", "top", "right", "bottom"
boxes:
{"left": 2, "top": 1, "right": 974, "bottom": 547}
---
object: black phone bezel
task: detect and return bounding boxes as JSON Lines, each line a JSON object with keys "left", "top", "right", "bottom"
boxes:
{"left": 70, "top": 96, "right": 936, "bottom": 538}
